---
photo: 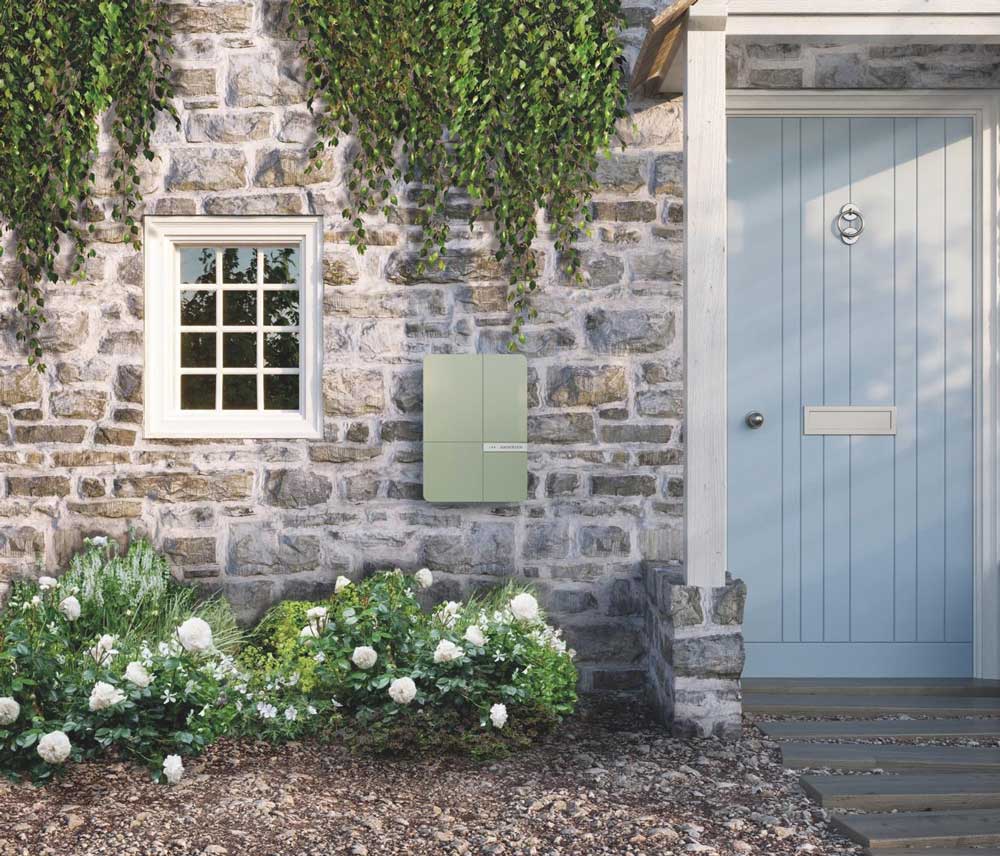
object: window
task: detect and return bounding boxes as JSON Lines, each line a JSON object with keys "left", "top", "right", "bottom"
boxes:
{"left": 144, "top": 217, "right": 323, "bottom": 438}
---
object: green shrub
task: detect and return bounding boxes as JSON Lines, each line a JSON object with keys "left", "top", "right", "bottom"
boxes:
{"left": 1, "top": 541, "right": 578, "bottom": 784}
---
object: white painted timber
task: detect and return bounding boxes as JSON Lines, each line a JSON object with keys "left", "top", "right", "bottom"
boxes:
{"left": 683, "top": 0, "right": 728, "bottom": 589}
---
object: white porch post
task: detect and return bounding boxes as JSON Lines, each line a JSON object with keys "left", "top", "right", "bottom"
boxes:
{"left": 683, "top": 0, "right": 728, "bottom": 588}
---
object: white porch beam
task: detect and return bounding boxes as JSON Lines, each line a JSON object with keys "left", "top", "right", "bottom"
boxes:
{"left": 683, "top": 0, "right": 728, "bottom": 589}
{"left": 726, "top": 0, "right": 1000, "bottom": 40}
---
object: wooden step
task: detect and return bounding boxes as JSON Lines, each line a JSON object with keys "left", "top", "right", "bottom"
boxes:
{"left": 864, "top": 850, "right": 1000, "bottom": 856}
{"left": 801, "top": 773, "right": 1000, "bottom": 811}
{"left": 744, "top": 678, "right": 1000, "bottom": 698}
{"left": 831, "top": 809, "right": 1000, "bottom": 850}
{"left": 744, "top": 692, "right": 1000, "bottom": 718}
{"left": 759, "top": 718, "right": 1000, "bottom": 740}
{"left": 782, "top": 743, "right": 1000, "bottom": 773}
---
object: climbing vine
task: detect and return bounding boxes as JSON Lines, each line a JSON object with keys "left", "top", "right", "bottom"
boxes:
{"left": 290, "top": 0, "right": 627, "bottom": 345}
{"left": 0, "top": 1, "right": 175, "bottom": 369}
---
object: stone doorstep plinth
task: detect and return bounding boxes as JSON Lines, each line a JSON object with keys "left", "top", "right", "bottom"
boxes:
{"left": 642, "top": 560, "right": 747, "bottom": 739}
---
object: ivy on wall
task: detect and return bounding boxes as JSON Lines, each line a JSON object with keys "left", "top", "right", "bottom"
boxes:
{"left": 291, "top": 0, "right": 627, "bottom": 345}
{"left": 0, "top": 1, "right": 175, "bottom": 369}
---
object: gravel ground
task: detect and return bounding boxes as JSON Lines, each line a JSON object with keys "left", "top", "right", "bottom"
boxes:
{"left": 0, "top": 699, "right": 863, "bottom": 856}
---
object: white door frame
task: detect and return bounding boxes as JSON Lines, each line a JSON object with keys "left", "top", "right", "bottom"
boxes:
{"left": 719, "top": 89, "right": 1000, "bottom": 679}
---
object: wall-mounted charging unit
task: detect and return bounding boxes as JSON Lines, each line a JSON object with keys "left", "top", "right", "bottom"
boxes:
{"left": 422, "top": 354, "right": 527, "bottom": 502}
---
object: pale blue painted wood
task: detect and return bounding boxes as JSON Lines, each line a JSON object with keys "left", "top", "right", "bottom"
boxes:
{"left": 728, "top": 117, "right": 784, "bottom": 643}
{"left": 781, "top": 118, "right": 803, "bottom": 643}
{"left": 849, "top": 118, "right": 897, "bottom": 642}
{"left": 800, "top": 118, "right": 827, "bottom": 643}
{"left": 729, "top": 116, "right": 975, "bottom": 677}
{"left": 823, "top": 118, "right": 853, "bottom": 643}
{"left": 944, "top": 118, "right": 975, "bottom": 644}
{"left": 894, "top": 117, "right": 919, "bottom": 643}
{"left": 916, "top": 118, "right": 948, "bottom": 643}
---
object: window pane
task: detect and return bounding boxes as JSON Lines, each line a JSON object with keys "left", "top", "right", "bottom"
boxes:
{"left": 222, "top": 248, "right": 257, "bottom": 284}
{"left": 180, "top": 248, "right": 216, "bottom": 284}
{"left": 264, "top": 290, "right": 299, "bottom": 326}
{"left": 181, "top": 375, "right": 216, "bottom": 410}
{"left": 264, "top": 332, "right": 299, "bottom": 368}
{"left": 181, "top": 333, "right": 216, "bottom": 368}
{"left": 264, "top": 247, "right": 299, "bottom": 284}
{"left": 265, "top": 375, "right": 299, "bottom": 410}
{"left": 223, "top": 332, "right": 256, "bottom": 367}
{"left": 223, "top": 375, "right": 257, "bottom": 410}
{"left": 180, "top": 290, "right": 216, "bottom": 326}
{"left": 223, "top": 290, "right": 257, "bottom": 326}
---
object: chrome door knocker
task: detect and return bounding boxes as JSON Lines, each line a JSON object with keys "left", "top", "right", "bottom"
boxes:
{"left": 837, "top": 203, "right": 864, "bottom": 246}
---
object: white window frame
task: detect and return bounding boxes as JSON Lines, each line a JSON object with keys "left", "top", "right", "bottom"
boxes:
{"left": 144, "top": 216, "right": 324, "bottom": 440}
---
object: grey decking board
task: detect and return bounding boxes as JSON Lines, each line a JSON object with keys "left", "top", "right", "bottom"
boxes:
{"left": 745, "top": 692, "right": 1000, "bottom": 717}
{"left": 865, "top": 850, "right": 1000, "bottom": 856}
{"left": 830, "top": 809, "right": 1000, "bottom": 849}
{"left": 743, "top": 679, "right": 1000, "bottom": 698}
{"left": 782, "top": 742, "right": 1000, "bottom": 773}
{"left": 759, "top": 718, "right": 1000, "bottom": 739}
{"left": 801, "top": 773, "right": 1000, "bottom": 811}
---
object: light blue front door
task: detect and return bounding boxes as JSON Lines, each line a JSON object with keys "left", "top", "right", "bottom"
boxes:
{"left": 728, "top": 116, "right": 975, "bottom": 678}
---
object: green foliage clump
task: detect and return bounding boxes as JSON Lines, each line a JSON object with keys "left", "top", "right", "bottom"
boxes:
{"left": 290, "top": 0, "right": 627, "bottom": 346}
{"left": 0, "top": 1, "right": 175, "bottom": 368}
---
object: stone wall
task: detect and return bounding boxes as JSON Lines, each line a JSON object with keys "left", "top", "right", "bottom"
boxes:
{"left": 0, "top": 0, "right": 687, "bottom": 693}
{"left": 643, "top": 562, "right": 746, "bottom": 738}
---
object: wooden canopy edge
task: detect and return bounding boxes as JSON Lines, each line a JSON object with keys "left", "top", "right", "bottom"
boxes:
{"left": 629, "top": 0, "right": 698, "bottom": 96}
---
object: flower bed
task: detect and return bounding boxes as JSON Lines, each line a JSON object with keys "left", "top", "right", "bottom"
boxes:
{"left": 0, "top": 538, "right": 577, "bottom": 785}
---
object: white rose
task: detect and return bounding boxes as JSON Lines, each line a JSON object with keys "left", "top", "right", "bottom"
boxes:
{"left": 433, "top": 639, "right": 464, "bottom": 664}
{"left": 510, "top": 593, "right": 539, "bottom": 622}
{"left": 89, "top": 634, "right": 118, "bottom": 666}
{"left": 162, "top": 754, "right": 184, "bottom": 785}
{"left": 414, "top": 568, "right": 433, "bottom": 589}
{"left": 463, "top": 625, "right": 486, "bottom": 647}
{"left": 0, "top": 697, "right": 20, "bottom": 726}
{"left": 437, "top": 601, "right": 460, "bottom": 627}
{"left": 89, "top": 681, "right": 126, "bottom": 711}
{"left": 58, "top": 595, "right": 81, "bottom": 622}
{"left": 306, "top": 606, "right": 328, "bottom": 633}
{"left": 335, "top": 575, "right": 351, "bottom": 593}
{"left": 299, "top": 624, "right": 319, "bottom": 639}
{"left": 125, "top": 662, "right": 152, "bottom": 689}
{"left": 388, "top": 676, "right": 417, "bottom": 705}
{"left": 489, "top": 703, "right": 508, "bottom": 729}
{"left": 38, "top": 576, "right": 58, "bottom": 591}
{"left": 37, "top": 731, "right": 71, "bottom": 764}
{"left": 177, "top": 617, "right": 213, "bottom": 653}
{"left": 351, "top": 646, "right": 378, "bottom": 670}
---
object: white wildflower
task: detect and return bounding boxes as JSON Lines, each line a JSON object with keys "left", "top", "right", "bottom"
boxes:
{"left": 38, "top": 576, "right": 58, "bottom": 591}
{"left": 464, "top": 625, "right": 486, "bottom": 647}
{"left": 125, "top": 662, "right": 153, "bottom": 689}
{"left": 30, "top": 595, "right": 41, "bottom": 607}
{"left": 162, "top": 754, "right": 184, "bottom": 785}
{"left": 313, "top": 651, "right": 326, "bottom": 664}
{"left": 89, "top": 536, "right": 109, "bottom": 548}
{"left": 0, "top": 697, "right": 20, "bottom": 726}
{"left": 58, "top": 595, "right": 81, "bottom": 622}
{"left": 388, "top": 677, "right": 417, "bottom": 705}
{"left": 510, "top": 593, "right": 539, "bottom": 622}
{"left": 256, "top": 702, "right": 278, "bottom": 719}
{"left": 489, "top": 703, "right": 508, "bottom": 729}
{"left": 433, "top": 639, "right": 464, "bottom": 664}
{"left": 162, "top": 688, "right": 177, "bottom": 704}
{"left": 177, "top": 617, "right": 213, "bottom": 653}
{"left": 284, "top": 706, "right": 298, "bottom": 722}
{"left": 437, "top": 601, "right": 461, "bottom": 627}
{"left": 89, "top": 634, "right": 118, "bottom": 666}
{"left": 306, "top": 606, "right": 328, "bottom": 632}
{"left": 37, "top": 731, "right": 71, "bottom": 764}
{"left": 307, "top": 705, "right": 317, "bottom": 716}
{"left": 89, "top": 681, "right": 126, "bottom": 711}
{"left": 335, "top": 575, "right": 351, "bottom": 593}
{"left": 351, "top": 646, "right": 378, "bottom": 670}
{"left": 414, "top": 568, "right": 433, "bottom": 589}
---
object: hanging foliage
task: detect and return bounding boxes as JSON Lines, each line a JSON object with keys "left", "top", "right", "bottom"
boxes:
{"left": 290, "top": 0, "right": 627, "bottom": 346}
{"left": 0, "top": 1, "right": 176, "bottom": 369}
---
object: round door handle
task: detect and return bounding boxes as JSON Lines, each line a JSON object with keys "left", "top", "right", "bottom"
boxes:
{"left": 745, "top": 411, "right": 765, "bottom": 429}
